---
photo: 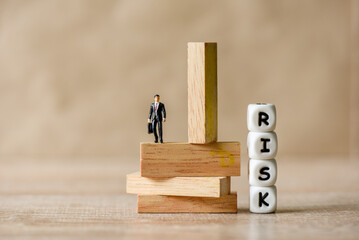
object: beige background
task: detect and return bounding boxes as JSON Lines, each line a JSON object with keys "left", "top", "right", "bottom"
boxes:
{"left": 0, "top": 0, "right": 358, "bottom": 161}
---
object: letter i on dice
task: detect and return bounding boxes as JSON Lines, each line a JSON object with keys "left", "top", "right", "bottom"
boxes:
{"left": 247, "top": 103, "right": 277, "bottom": 213}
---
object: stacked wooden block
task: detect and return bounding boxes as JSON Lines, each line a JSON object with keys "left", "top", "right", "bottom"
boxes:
{"left": 247, "top": 103, "right": 278, "bottom": 213}
{"left": 126, "top": 42, "right": 241, "bottom": 213}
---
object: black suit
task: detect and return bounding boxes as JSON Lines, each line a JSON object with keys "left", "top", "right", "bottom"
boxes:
{"left": 148, "top": 102, "right": 166, "bottom": 142}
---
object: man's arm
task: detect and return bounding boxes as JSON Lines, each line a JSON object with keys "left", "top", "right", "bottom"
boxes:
{"left": 148, "top": 104, "right": 153, "bottom": 122}
{"left": 162, "top": 104, "right": 166, "bottom": 122}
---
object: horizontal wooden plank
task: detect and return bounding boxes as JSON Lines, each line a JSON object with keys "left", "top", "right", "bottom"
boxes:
{"left": 127, "top": 172, "right": 230, "bottom": 197}
{"left": 137, "top": 193, "right": 238, "bottom": 213}
{"left": 140, "top": 142, "right": 241, "bottom": 177}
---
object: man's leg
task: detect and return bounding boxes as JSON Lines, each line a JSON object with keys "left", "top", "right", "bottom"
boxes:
{"left": 153, "top": 119, "right": 158, "bottom": 143}
{"left": 158, "top": 121, "right": 163, "bottom": 143}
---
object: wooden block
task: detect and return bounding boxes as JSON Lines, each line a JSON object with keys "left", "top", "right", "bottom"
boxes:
{"left": 137, "top": 193, "right": 237, "bottom": 213}
{"left": 127, "top": 172, "right": 230, "bottom": 197}
{"left": 140, "top": 142, "right": 240, "bottom": 177}
{"left": 188, "top": 42, "right": 217, "bottom": 144}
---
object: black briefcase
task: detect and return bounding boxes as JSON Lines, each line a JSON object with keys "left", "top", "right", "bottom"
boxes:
{"left": 148, "top": 122, "right": 153, "bottom": 134}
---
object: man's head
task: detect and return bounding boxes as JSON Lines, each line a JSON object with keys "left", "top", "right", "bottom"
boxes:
{"left": 154, "top": 94, "right": 160, "bottom": 102}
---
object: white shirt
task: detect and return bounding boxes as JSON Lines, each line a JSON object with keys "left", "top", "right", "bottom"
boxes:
{"left": 148, "top": 102, "right": 159, "bottom": 120}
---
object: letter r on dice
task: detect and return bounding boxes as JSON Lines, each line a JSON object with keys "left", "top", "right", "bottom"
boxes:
{"left": 247, "top": 103, "right": 276, "bottom": 132}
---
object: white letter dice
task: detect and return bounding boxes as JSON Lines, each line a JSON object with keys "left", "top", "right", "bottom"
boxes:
{"left": 249, "top": 159, "right": 277, "bottom": 187}
{"left": 247, "top": 103, "right": 276, "bottom": 132}
{"left": 247, "top": 132, "right": 278, "bottom": 159}
{"left": 250, "top": 186, "right": 277, "bottom": 213}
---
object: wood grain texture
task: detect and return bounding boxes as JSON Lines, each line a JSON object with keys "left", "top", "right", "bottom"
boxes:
{"left": 188, "top": 42, "right": 217, "bottom": 144}
{"left": 127, "top": 172, "right": 230, "bottom": 197}
{"left": 0, "top": 157, "right": 359, "bottom": 239}
{"left": 137, "top": 193, "right": 237, "bottom": 213}
{"left": 140, "top": 142, "right": 240, "bottom": 177}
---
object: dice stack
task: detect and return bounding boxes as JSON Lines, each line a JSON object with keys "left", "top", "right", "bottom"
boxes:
{"left": 247, "top": 103, "right": 278, "bottom": 213}
{"left": 126, "top": 42, "right": 241, "bottom": 213}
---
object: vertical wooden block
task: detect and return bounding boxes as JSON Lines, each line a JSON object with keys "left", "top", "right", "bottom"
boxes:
{"left": 188, "top": 42, "right": 217, "bottom": 144}
{"left": 138, "top": 193, "right": 237, "bottom": 213}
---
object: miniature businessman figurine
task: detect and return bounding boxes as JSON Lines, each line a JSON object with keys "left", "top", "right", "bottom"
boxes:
{"left": 148, "top": 94, "right": 166, "bottom": 143}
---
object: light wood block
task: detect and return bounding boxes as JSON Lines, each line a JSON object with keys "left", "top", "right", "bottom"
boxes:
{"left": 188, "top": 42, "right": 217, "bottom": 144}
{"left": 137, "top": 193, "right": 237, "bottom": 213}
{"left": 126, "top": 172, "right": 230, "bottom": 197}
{"left": 140, "top": 142, "right": 240, "bottom": 177}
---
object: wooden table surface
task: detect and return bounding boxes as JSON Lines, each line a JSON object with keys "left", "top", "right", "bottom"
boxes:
{"left": 0, "top": 156, "right": 358, "bottom": 240}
